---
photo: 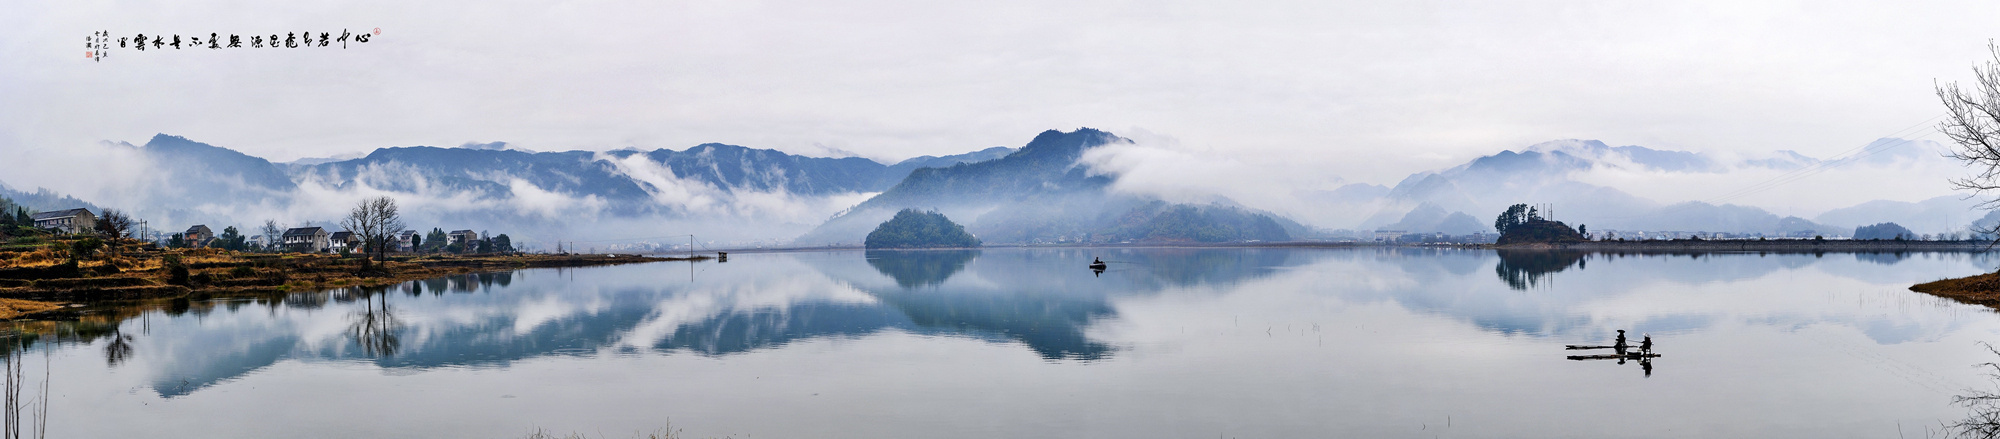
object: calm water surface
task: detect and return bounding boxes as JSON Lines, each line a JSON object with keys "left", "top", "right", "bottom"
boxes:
{"left": 16, "top": 248, "right": 2000, "bottom": 438}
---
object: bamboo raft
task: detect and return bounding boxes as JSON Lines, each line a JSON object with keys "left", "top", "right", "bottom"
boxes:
{"left": 1566, "top": 352, "right": 1660, "bottom": 361}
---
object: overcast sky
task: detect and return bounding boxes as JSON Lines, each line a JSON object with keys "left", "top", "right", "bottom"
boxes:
{"left": 4, "top": 0, "right": 1997, "bottom": 191}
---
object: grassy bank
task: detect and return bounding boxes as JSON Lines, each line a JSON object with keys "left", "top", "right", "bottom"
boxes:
{"left": 0, "top": 236, "right": 698, "bottom": 320}
{"left": 1912, "top": 273, "right": 2000, "bottom": 307}
{"left": 1506, "top": 238, "right": 1999, "bottom": 252}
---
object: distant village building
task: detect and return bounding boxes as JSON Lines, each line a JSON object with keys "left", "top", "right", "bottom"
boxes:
{"left": 30, "top": 208, "right": 96, "bottom": 235}
{"left": 449, "top": 230, "right": 479, "bottom": 247}
{"left": 282, "top": 227, "right": 331, "bottom": 253}
{"left": 395, "top": 230, "right": 418, "bottom": 252}
{"left": 184, "top": 225, "right": 214, "bottom": 247}
{"left": 247, "top": 235, "right": 268, "bottom": 249}
{"left": 1373, "top": 230, "right": 1406, "bottom": 242}
{"left": 329, "top": 231, "right": 359, "bottom": 252}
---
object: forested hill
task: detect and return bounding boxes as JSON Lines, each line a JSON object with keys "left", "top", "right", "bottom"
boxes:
{"left": 865, "top": 209, "right": 981, "bottom": 249}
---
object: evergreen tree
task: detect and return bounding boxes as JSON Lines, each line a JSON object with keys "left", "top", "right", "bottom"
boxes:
{"left": 424, "top": 228, "right": 448, "bottom": 253}
{"left": 217, "top": 226, "right": 247, "bottom": 251}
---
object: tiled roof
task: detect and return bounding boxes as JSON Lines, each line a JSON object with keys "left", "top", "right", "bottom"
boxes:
{"left": 28, "top": 208, "right": 92, "bottom": 221}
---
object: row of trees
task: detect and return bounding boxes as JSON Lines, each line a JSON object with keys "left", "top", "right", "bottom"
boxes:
{"left": 21, "top": 196, "right": 517, "bottom": 259}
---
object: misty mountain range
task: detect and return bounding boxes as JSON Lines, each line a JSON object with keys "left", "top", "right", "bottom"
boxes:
{"left": 1333, "top": 138, "right": 1985, "bottom": 237}
{"left": 0, "top": 131, "right": 1988, "bottom": 246}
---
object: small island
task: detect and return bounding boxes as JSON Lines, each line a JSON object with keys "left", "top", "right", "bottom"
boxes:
{"left": 1493, "top": 204, "right": 1583, "bottom": 246}
{"left": 865, "top": 209, "right": 981, "bottom": 249}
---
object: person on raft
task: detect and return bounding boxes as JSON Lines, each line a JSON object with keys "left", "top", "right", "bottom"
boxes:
{"left": 1614, "top": 330, "right": 1628, "bottom": 354}
{"left": 1639, "top": 334, "right": 1652, "bottom": 355}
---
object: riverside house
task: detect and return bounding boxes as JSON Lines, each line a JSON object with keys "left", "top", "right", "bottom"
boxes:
{"left": 30, "top": 208, "right": 95, "bottom": 235}
{"left": 329, "top": 231, "right": 358, "bottom": 252}
{"left": 282, "top": 227, "right": 331, "bottom": 253}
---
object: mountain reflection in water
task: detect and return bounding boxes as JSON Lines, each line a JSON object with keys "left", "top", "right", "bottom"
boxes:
{"left": 5, "top": 247, "right": 1995, "bottom": 405}
{"left": 25, "top": 248, "right": 1322, "bottom": 398}
{"left": 13, "top": 248, "right": 2000, "bottom": 437}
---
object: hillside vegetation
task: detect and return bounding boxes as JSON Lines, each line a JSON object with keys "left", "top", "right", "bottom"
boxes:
{"left": 1494, "top": 204, "right": 1584, "bottom": 245}
{"left": 865, "top": 209, "right": 981, "bottom": 249}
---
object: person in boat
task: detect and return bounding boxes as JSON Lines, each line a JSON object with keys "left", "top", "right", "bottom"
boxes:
{"left": 1613, "top": 330, "right": 1627, "bottom": 354}
{"left": 1093, "top": 257, "right": 1104, "bottom": 265}
{"left": 1639, "top": 334, "right": 1652, "bottom": 355}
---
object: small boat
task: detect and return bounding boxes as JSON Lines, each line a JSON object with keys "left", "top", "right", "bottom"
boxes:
{"left": 1567, "top": 353, "right": 1661, "bottom": 361}
{"left": 1088, "top": 258, "right": 1108, "bottom": 270}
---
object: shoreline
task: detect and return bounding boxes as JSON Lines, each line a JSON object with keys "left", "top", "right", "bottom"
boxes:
{"left": 0, "top": 251, "right": 706, "bottom": 321}
{"left": 699, "top": 239, "right": 1999, "bottom": 254}
{"left": 1507, "top": 239, "right": 1999, "bottom": 252}
{"left": 17, "top": 239, "right": 1991, "bottom": 319}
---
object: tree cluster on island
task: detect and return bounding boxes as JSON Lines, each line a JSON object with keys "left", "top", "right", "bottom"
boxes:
{"left": 1851, "top": 222, "right": 1917, "bottom": 240}
{"left": 1493, "top": 203, "right": 1585, "bottom": 245}
{"left": 865, "top": 209, "right": 981, "bottom": 249}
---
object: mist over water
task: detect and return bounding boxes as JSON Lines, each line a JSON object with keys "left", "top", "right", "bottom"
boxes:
{"left": 7, "top": 248, "right": 2000, "bottom": 437}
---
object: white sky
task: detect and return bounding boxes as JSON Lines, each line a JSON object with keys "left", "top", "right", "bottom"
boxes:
{"left": 3, "top": 0, "right": 1996, "bottom": 190}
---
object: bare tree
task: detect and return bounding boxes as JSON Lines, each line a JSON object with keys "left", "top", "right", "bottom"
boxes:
{"left": 1947, "top": 342, "right": 2000, "bottom": 438}
{"left": 1939, "top": 41, "right": 2000, "bottom": 237}
{"left": 260, "top": 220, "right": 282, "bottom": 252}
{"left": 94, "top": 209, "right": 132, "bottom": 239}
{"left": 339, "top": 196, "right": 405, "bottom": 263}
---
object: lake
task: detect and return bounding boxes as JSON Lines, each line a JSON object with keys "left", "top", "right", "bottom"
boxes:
{"left": 10, "top": 247, "right": 2000, "bottom": 438}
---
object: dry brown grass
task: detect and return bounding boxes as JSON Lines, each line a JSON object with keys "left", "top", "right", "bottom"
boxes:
{"left": 0, "top": 299, "right": 62, "bottom": 320}
{"left": 1912, "top": 272, "right": 2000, "bottom": 306}
{"left": 0, "top": 247, "right": 64, "bottom": 268}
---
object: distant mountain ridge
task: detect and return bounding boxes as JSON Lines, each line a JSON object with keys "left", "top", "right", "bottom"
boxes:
{"left": 53, "top": 134, "right": 1015, "bottom": 233}
{"left": 1348, "top": 137, "right": 1972, "bottom": 236}
{"left": 5, "top": 131, "right": 1987, "bottom": 245}
{"left": 797, "top": 128, "right": 1303, "bottom": 245}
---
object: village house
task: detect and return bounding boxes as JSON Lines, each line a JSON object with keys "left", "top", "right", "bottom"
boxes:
{"left": 282, "top": 227, "right": 331, "bottom": 253}
{"left": 1373, "top": 229, "right": 1407, "bottom": 242}
{"left": 30, "top": 208, "right": 96, "bottom": 235}
{"left": 449, "top": 230, "right": 479, "bottom": 248}
{"left": 184, "top": 225, "right": 214, "bottom": 247}
{"left": 396, "top": 230, "right": 418, "bottom": 252}
{"left": 329, "top": 231, "right": 358, "bottom": 252}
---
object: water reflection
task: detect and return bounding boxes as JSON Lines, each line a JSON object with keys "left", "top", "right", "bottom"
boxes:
{"left": 31, "top": 249, "right": 1318, "bottom": 398}
{"left": 10, "top": 247, "right": 2000, "bottom": 437}
{"left": 102, "top": 328, "right": 132, "bottom": 367}
{"left": 347, "top": 289, "right": 400, "bottom": 357}
{"left": 1494, "top": 250, "right": 1585, "bottom": 290}
{"left": 1856, "top": 251, "right": 1912, "bottom": 266}
{"left": 864, "top": 249, "right": 979, "bottom": 288}
{"left": 6, "top": 248, "right": 1995, "bottom": 418}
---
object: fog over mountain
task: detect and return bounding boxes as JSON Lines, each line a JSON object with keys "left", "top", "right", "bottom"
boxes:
{"left": 1329, "top": 138, "right": 1982, "bottom": 236}
{"left": 3, "top": 134, "right": 1013, "bottom": 248}
{"left": 1, "top": 128, "right": 1989, "bottom": 248}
